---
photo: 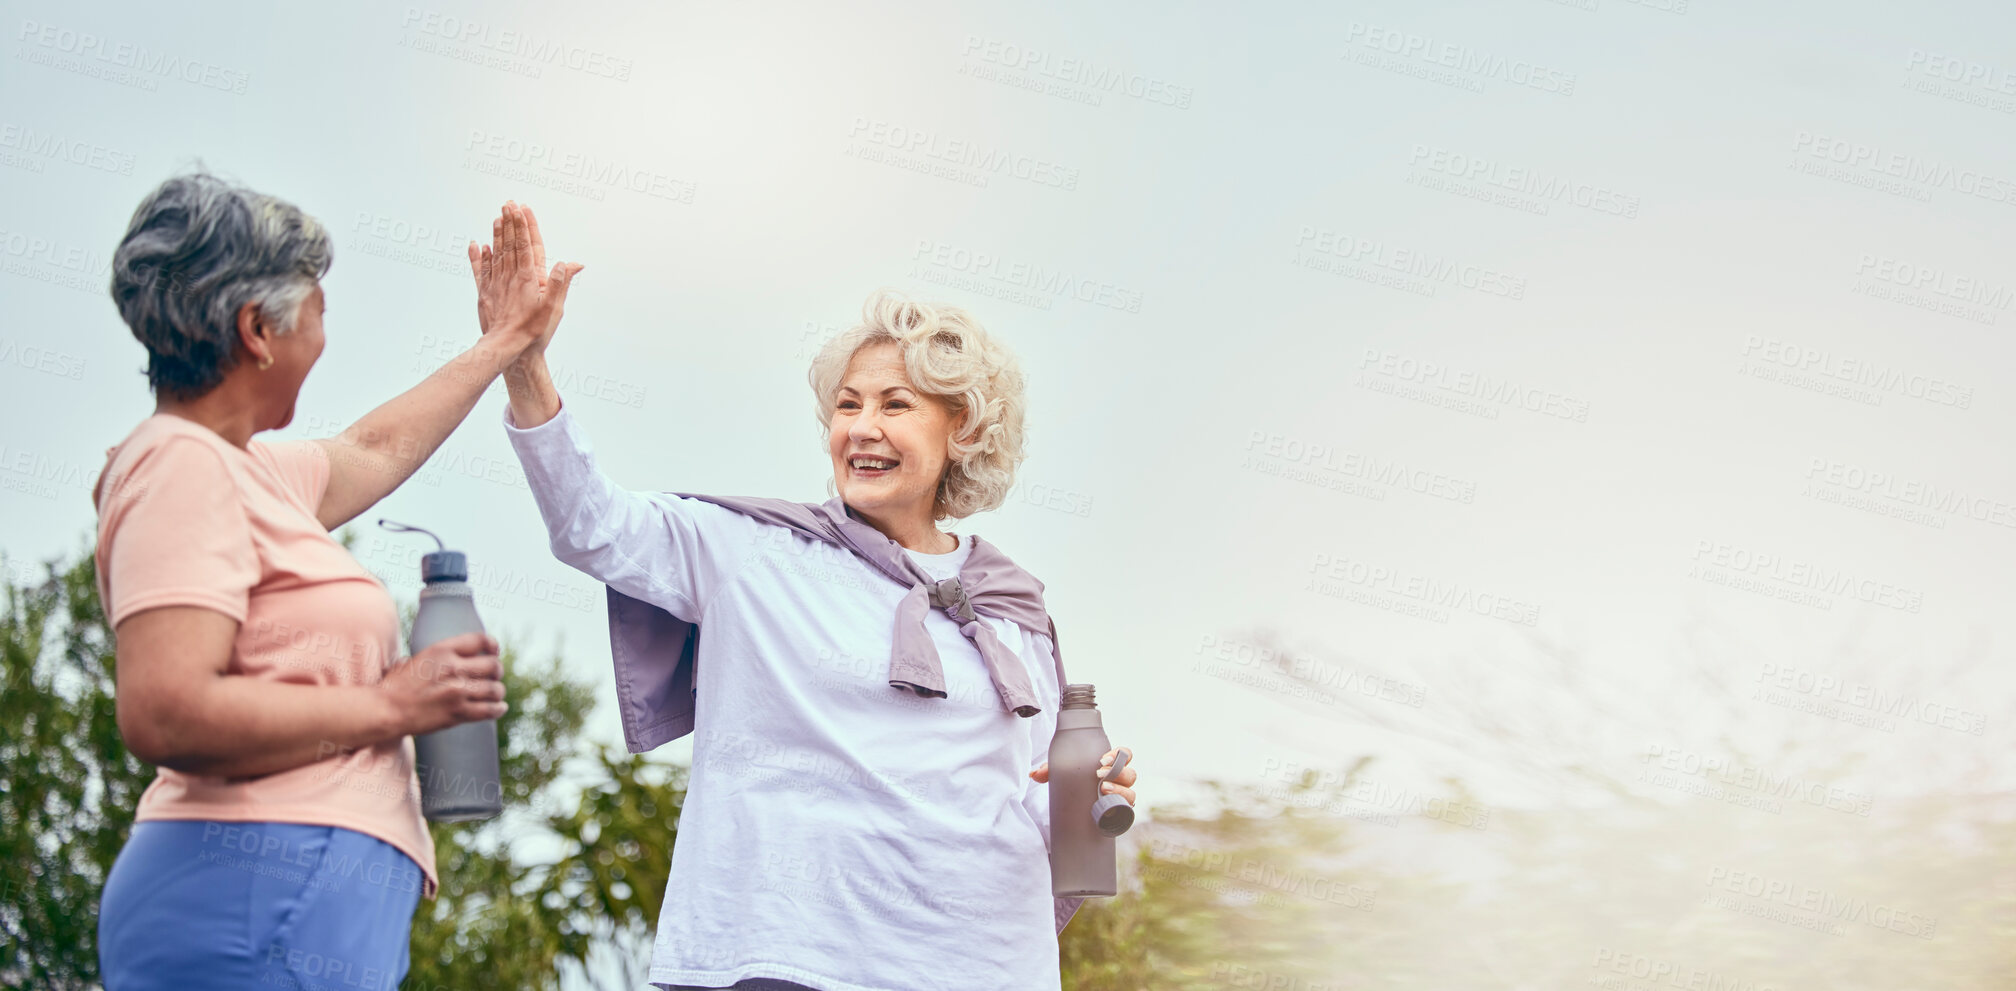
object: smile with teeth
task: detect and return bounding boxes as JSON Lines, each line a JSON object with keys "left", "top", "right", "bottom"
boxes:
{"left": 850, "top": 456, "right": 900, "bottom": 475}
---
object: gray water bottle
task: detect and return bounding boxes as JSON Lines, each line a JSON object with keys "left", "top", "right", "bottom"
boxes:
{"left": 1049, "top": 683, "right": 1134, "bottom": 897}
{"left": 380, "top": 519, "right": 504, "bottom": 822}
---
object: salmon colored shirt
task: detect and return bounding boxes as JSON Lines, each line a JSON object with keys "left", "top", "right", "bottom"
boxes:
{"left": 92, "top": 413, "right": 438, "bottom": 899}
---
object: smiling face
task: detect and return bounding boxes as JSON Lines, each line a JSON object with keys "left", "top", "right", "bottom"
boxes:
{"left": 827, "top": 341, "right": 963, "bottom": 536}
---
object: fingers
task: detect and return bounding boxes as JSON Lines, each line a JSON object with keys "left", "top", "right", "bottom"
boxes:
{"left": 468, "top": 241, "right": 481, "bottom": 281}
{"left": 547, "top": 261, "right": 585, "bottom": 305}
{"left": 1099, "top": 748, "right": 1137, "bottom": 788}
{"left": 524, "top": 203, "right": 546, "bottom": 274}
{"left": 510, "top": 202, "right": 534, "bottom": 278}
{"left": 1100, "top": 781, "right": 1136, "bottom": 806}
{"left": 444, "top": 631, "right": 501, "bottom": 656}
{"left": 500, "top": 202, "right": 521, "bottom": 276}
{"left": 1028, "top": 761, "right": 1049, "bottom": 782}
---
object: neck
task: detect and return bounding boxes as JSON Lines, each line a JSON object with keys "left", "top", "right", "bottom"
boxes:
{"left": 155, "top": 377, "right": 263, "bottom": 450}
{"left": 848, "top": 502, "right": 957, "bottom": 553}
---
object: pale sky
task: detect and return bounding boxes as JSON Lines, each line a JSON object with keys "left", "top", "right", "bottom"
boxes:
{"left": 3, "top": 0, "right": 2013, "bottom": 979}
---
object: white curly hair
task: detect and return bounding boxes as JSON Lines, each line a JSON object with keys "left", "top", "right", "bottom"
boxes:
{"left": 808, "top": 288, "right": 1029, "bottom": 522}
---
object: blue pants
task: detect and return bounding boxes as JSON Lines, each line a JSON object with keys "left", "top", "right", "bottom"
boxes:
{"left": 99, "top": 819, "right": 424, "bottom": 990}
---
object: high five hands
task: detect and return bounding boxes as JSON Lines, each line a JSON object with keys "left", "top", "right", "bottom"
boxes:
{"left": 1029, "top": 746, "right": 1138, "bottom": 807}
{"left": 468, "top": 201, "right": 584, "bottom": 365}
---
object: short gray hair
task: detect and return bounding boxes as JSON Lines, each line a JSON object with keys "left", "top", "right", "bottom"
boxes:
{"left": 109, "top": 169, "right": 332, "bottom": 400}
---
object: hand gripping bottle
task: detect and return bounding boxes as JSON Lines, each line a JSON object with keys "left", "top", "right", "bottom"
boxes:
{"left": 1049, "top": 683, "right": 1134, "bottom": 897}
{"left": 380, "top": 519, "right": 504, "bottom": 822}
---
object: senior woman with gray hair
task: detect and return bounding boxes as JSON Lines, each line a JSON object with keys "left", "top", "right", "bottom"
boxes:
{"left": 90, "top": 170, "right": 580, "bottom": 988}
{"left": 498, "top": 288, "right": 1142, "bottom": 990}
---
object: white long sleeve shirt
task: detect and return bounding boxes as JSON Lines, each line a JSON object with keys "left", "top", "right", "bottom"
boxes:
{"left": 504, "top": 403, "right": 1070, "bottom": 991}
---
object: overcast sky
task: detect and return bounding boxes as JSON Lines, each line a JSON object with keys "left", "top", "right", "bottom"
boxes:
{"left": 4, "top": 0, "right": 2013, "bottom": 967}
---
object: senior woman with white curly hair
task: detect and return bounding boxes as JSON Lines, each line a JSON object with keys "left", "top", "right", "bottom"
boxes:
{"left": 496, "top": 287, "right": 1141, "bottom": 990}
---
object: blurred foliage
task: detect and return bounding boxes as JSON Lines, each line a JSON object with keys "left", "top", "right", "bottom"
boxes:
{"left": 11, "top": 538, "right": 2013, "bottom": 990}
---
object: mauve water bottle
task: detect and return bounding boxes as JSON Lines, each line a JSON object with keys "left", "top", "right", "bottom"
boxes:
{"left": 380, "top": 520, "right": 504, "bottom": 822}
{"left": 1049, "top": 683, "right": 1134, "bottom": 897}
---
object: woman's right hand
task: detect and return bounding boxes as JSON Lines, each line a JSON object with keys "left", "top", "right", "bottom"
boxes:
{"left": 468, "top": 201, "right": 583, "bottom": 365}
{"left": 378, "top": 632, "right": 510, "bottom": 738}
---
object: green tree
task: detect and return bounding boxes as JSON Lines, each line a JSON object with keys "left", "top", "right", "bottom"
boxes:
{"left": 0, "top": 541, "right": 686, "bottom": 991}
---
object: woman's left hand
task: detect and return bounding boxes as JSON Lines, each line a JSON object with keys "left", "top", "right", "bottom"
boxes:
{"left": 1029, "top": 746, "right": 1138, "bottom": 807}
{"left": 469, "top": 200, "right": 583, "bottom": 362}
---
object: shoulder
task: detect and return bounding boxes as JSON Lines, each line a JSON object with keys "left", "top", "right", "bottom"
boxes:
{"left": 96, "top": 417, "right": 238, "bottom": 511}
{"left": 247, "top": 435, "right": 332, "bottom": 508}
{"left": 248, "top": 435, "right": 329, "bottom": 470}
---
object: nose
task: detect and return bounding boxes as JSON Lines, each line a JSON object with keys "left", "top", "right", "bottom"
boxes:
{"left": 848, "top": 407, "right": 886, "bottom": 442}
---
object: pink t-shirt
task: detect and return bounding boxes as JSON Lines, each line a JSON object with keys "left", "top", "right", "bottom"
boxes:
{"left": 92, "top": 413, "right": 438, "bottom": 899}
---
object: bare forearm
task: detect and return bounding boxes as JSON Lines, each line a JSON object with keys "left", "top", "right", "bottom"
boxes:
{"left": 341, "top": 334, "right": 522, "bottom": 475}
{"left": 312, "top": 335, "right": 526, "bottom": 529}
{"left": 151, "top": 678, "right": 401, "bottom": 779}
{"left": 503, "top": 352, "right": 562, "bottom": 428}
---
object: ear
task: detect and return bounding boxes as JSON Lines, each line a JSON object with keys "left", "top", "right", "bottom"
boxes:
{"left": 234, "top": 300, "right": 272, "bottom": 366}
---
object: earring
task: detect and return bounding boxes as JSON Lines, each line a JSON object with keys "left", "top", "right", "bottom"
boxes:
{"left": 258, "top": 355, "right": 273, "bottom": 370}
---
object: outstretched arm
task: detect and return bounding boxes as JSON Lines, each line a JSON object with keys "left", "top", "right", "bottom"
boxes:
{"left": 501, "top": 373, "right": 765, "bottom": 623}
{"left": 311, "top": 202, "right": 582, "bottom": 530}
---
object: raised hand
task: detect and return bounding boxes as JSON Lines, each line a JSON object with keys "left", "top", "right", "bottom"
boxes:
{"left": 467, "top": 201, "right": 584, "bottom": 364}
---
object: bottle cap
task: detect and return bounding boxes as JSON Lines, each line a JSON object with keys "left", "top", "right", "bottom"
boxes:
{"left": 1093, "top": 793, "right": 1134, "bottom": 836}
{"left": 422, "top": 550, "right": 468, "bottom": 582}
